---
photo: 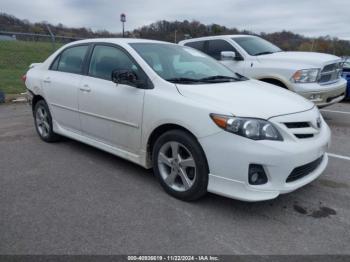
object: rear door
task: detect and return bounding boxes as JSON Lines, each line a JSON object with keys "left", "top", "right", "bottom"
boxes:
{"left": 43, "top": 44, "right": 89, "bottom": 133}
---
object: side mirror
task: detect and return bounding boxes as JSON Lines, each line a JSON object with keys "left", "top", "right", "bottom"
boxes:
{"left": 112, "top": 70, "right": 140, "bottom": 87}
{"left": 221, "top": 51, "right": 237, "bottom": 61}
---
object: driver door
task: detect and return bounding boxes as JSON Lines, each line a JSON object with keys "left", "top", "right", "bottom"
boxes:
{"left": 78, "top": 44, "right": 145, "bottom": 153}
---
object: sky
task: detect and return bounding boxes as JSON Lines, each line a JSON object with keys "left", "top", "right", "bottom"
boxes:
{"left": 1, "top": 0, "right": 349, "bottom": 40}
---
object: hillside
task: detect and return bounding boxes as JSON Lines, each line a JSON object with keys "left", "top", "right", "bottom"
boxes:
{"left": 0, "top": 41, "right": 61, "bottom": 94}
{"left": 1, "top": 13, "right": 350, "bottom": 95}
{"left": 0, "top": 13, "right": 118, "bottom": 39}
{"left": 1, "top": 13, "right": 350, "bottom": 55}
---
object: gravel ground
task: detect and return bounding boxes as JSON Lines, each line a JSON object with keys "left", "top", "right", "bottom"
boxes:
{"left": 0, "top": 102, "right": 349, "bottom": 255}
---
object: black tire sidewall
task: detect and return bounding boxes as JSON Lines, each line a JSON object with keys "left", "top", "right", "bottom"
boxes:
{"left": 152, "top": 129, "right": 209, "bottom": 201}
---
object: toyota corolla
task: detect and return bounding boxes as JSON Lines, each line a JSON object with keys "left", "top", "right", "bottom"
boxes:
{"left": 24, "top": 39, "right": 331, "bottom": 201}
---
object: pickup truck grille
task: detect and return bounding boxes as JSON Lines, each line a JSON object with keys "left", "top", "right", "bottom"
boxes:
{"left": 318, "top": 62, "right": 342, "bottom": 84}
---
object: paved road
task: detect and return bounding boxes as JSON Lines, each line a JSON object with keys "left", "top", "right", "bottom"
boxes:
{"left": 0, "top": 102, "right": 349, "bottom": 255}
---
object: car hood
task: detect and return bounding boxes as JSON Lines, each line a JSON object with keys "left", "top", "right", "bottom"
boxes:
{"left": 257, "top": 51, "right": 341, "bottom": 68}
{"left": 176, "top": 79, "right": 314, "bottom": 119}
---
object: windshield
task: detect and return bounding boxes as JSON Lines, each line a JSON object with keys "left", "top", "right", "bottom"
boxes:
{"left": 233, "top": 36, "right": 282, "bottom": 56}
{"left": 130, "top": 43, "right": 245, "bottom": 84}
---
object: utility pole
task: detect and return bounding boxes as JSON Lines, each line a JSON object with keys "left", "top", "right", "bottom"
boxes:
{"left": 311, "top": 39, "right": 315, "bottom": 52}
{"left": 45, "top": 23, "right": 55, "bottom": 51}
{"left": 120, "top": 13, "right": 126, "bottom": 38}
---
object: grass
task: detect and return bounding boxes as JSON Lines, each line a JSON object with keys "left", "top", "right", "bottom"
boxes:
{"left": 0, "top": 41, "right": 61, "bottom": 94}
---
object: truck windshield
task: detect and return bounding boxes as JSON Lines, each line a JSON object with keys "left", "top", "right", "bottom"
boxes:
{"left": 233, "top": 37, "right": 282, "bottom": 56}
{"left": 130, "top": 43, "right": 246, "bottom": 84}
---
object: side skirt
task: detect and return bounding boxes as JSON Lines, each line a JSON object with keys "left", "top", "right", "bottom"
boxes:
{"left": 53, "top": 121, "right": 147, "bottom": 168}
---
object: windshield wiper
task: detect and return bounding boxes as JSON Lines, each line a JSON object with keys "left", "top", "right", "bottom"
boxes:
{"left": 165, "top": 77, "right": 202, "bottom": 83}
{"left": 166, "top": 75, "right": 243, "bottom": 84}
{"left": 254, "top": 51, "right": 274, "bottom": 56}
{"left": 199, "top": 75, "right": 240, "bottom": 82}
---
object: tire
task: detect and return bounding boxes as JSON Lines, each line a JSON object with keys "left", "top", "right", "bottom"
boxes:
{"left": 152, "top": 129, "right": 209, "bottom": 201}
{"left": 33, "top": 100, "right": 60, "bottom": 142}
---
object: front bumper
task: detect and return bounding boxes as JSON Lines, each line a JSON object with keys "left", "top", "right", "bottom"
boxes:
{"left": 291, "top": 79, "right": 346, "bottom": 107}
{"left": 199, "top": 108, "right": 331, "bottom": 202}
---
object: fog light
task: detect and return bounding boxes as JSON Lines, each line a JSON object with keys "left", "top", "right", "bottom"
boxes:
{"left": 309, "top": 94, "right": 322, "bottom": 101}
{"left": 248, "top": 164, "right": 268, "bottom": 185}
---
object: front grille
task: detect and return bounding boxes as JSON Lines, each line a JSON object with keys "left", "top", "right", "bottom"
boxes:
{"left": 319, "top": 74, "right": 333, "bottom": 83}
{"left": 285, "top": 122, "right": 310, "bottom": 128}
{"left": 319, "top": 63, "right": 342, "bottom": 84}
{"left": 286, "top": 155, "right": 324, "bottom": 183}
{"left": 284, "top": 121, "right": 314, "bottom": 139}
{"left": 323, "top": 63, "right": 337, "bottom": 72}
{"left": 295, "top": 134, "right": 314, "bottom": 139}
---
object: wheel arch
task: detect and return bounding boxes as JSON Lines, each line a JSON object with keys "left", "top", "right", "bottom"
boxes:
{"left": 258, "top": 77, "right": 291, "bottom": 90}
{"left": 31, "top": 94, "right": 46, "bottom": 115}
{"left": 145, "top": 123, "right": 208, "bottom": 169}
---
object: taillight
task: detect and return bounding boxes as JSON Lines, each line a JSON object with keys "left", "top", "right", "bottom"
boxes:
{"left": 21, "top": 74, "right": 27, "bottom": 83}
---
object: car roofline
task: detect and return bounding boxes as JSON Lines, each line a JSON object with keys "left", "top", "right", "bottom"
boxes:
{"left": 61, "top": 38, "right": 176, "bottom": 47}
{"left": 178, "top": 34, "right": 257, "bottom": 44}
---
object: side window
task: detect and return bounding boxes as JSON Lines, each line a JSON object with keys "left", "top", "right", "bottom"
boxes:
{"left": 207, "top": 40, "right": 237, "bottom": 60}
{"left": 184, "top": 41, "right": 205, "bottom": 52}
{"left": 88, "top": 45, "right": 139, "bottom": 81}
{"left": 50, "top": 55, "right": 60, "bottom": 70}
{"left": 57, "top": 45, "right": 88, "bottom": 74}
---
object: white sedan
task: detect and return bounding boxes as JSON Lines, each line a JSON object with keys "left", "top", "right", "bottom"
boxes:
{"left": 25, "top": 38, "right": 331, "bottom": 201}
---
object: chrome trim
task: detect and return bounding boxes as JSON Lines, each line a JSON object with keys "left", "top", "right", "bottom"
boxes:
{"left": 50, "top": 103, "right": 76, "bottom": 112}
{"left": 319, "top": 79, "right": 340, "bottom": 86}
{"left": 318, "top": 62, "right": 342, "bottom": 85}
{"left": 50, "top": 103, "right": 139, "bottom": 128}
{"left": 79, "top": 110, "right": 139, "bottom": 128}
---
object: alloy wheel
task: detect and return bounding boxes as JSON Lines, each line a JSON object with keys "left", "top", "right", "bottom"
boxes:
{"left": 157, "top": 141, "right": 197, "bottom": 192}
{"left": 35, "top": 105, "right": 50, "bottom": 138}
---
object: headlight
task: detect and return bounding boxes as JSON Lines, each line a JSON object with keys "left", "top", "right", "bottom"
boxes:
{"left": 210, "top": 114, "right": 283, "bottom": 141}
{"left": 291, "top": 69, "right": 320, "bottom": 83}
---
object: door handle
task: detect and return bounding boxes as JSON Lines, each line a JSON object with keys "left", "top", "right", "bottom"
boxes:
{"left": 79, "top": 85, "right": 91, "bottom": 92}
{"left": 43, "top": 78, "right": 51, "bottom": 84}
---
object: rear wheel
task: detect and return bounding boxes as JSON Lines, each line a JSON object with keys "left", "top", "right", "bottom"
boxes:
{"left": 152, "top": 130, "right": 208, "bottom": 201}
{"left": 34, "top": 100, "right": 60, "bottom": 142}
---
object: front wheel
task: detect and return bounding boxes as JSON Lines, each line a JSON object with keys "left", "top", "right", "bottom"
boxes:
{"left": 34, "top": 100, "right": 60, "bottom": 142}
{"left": 152, "top": 130, "right": 209, "bottom": 201}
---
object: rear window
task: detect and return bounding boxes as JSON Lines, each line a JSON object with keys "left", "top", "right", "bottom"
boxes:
{"left": 184, "top": 41, "right": 205, "bottom": 52}
{"left": 56, "top": 45, "right": 88, "bottom": 74}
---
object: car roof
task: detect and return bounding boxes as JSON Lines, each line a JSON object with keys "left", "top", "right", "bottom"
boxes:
{"left": 179, "top": 34, "right": 256, "bottom": 44}
{"left": 65, "top": 38, "right": 174, "bottom": 47}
